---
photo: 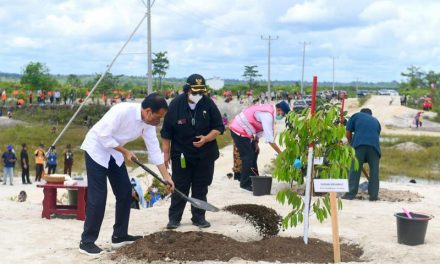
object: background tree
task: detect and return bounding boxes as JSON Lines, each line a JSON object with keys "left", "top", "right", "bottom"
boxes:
{"left": 425, "top": 70, "right": 440, "bottom": 88}
{"left": 66, "top": 74, "right": 82, "bottom": 88}
{"left": 242, "top": 65, "right": 262, "bottom": 90}
{"left": 20, "top": 62, "right": 58, "bottom": 89}
{"left": 87, "top": 73, "right": 121, "bottom": 94}
{"left": 401, "top": 65, "right": 424, "bottom": 89}
{"left": 152, "top": 51, "right": 169, "bottom": 91}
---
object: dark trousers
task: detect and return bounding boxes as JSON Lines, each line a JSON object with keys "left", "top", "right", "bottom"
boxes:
{"left": 35, "top": 164, "right": 44, "bottom": 181}
{"left": 64, "top": 161, "right": 73, "bottom": 176}
{"left": 47, "top": 164, "right": 57, "bottom": 174}
{"left": 169, "top": 156, "right": 214, "bottom": 223}
{"left": 347, "top": 145, "right": 380, "bottom": 200}
{"left": 231, "top": 132, "right": 258, "bottom": 189}
{"left": 81, "top": 152, "right": 132, "bottom": 243}
{"left": 21, "top": 167, "right": 30, "bottom": 183}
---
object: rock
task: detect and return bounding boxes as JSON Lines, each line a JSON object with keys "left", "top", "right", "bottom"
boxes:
{"left": 392, "top": 142, "right": 424, "bottom": 152}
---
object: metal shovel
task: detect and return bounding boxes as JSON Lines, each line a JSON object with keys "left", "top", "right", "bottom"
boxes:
{"left": 132, "top": 158, "right": 220, "bottom": 212}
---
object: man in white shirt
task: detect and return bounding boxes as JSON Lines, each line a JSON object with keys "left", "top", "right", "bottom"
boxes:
{"left": 79, "top": 93, "right": 174, "bottom": 256}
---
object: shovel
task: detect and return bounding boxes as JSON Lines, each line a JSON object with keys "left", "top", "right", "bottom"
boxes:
{"left": 131, "top": 158, "right": 220, "bottom": 212}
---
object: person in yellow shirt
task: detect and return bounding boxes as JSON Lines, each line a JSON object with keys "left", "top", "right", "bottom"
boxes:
{"left": 34, "top": 144, "right": 45, "bottom": 182}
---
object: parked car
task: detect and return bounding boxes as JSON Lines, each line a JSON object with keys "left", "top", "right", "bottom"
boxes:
{"left": 293, "top": 99, "right": 308, "bottom": 112}
{"left": 378, "top": 89, "right": 398, "bottom": 96}
{"left": 357, "top": 90, "right": 369, "bottom": 97}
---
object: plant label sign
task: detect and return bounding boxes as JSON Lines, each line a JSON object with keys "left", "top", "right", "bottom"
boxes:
{"left": 314, "top": 179, "right": 348, "bottom": 192}
{"left": 313, "top": 157, "right": 324, "bottom": 165}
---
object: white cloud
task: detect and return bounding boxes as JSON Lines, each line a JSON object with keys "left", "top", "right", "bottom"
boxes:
{"left": 359, "top": 1, "right": 398, "bottom": 22}
{"left": 279, "top": 0, "right": 332, "bottom": 23}
{"left": 1, "top": 0, "right": 440, "bottom": 82}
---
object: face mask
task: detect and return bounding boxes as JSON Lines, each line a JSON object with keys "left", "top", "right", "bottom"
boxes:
{"left": 188, "top": 103, "right": 196, "bottom": 110}
{"left": 276, "top": 115, "right": 283, "bottom": 120}
{"left": 152, "top": 187, "right": 158, "bottom": 193}
{"left": 189, "top": 94, "right": 202, "bottom": 104}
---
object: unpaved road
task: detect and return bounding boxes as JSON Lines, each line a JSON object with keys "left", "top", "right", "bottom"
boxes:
{"left": 345, "top": 95, "right": 440, "bottom": 136}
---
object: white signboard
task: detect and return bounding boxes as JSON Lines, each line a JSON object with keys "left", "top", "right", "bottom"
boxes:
{"left": 313, "top": 157, "right": 324, "bottom": 165}
{"left": 314, "top": 179, "right": 349, "bottom": 193}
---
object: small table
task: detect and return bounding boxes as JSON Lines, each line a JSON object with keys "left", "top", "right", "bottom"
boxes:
{"left": 37, "top": 181, "right": 88, "bottom": 221}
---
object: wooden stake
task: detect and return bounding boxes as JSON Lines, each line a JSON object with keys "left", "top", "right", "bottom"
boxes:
{"left": 330, "top": 192, "right": 341, "bottom": 263}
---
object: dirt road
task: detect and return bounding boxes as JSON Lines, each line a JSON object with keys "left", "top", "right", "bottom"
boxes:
{"left": 345, "top": 95, "right": 440, "bottom": 136}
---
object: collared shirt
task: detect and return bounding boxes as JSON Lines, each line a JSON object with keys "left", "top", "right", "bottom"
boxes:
{"left": 346, "top": 112, "right": 381, "bottom": 157}
{"left": 81, "top": 103, "right": 164, "bottom": 168}
{"left": 160, "top": 94, "right": 225, "bottom": 161}
{"left": 2, "top": 151, "right": 16, "bottom": 167}
{"left": 254, "top": 112, "right": 275, "bottom": 143}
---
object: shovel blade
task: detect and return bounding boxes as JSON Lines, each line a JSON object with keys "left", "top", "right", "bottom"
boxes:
{"left": 186, "top": 196, "right": 220, "bottom": 212}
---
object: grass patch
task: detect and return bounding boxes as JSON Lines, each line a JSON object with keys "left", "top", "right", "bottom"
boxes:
{"left": 1, "top": 124, "right": 89, "bottom": 174}
{"left": 357, "top": 95, "right": 371, "bottom": 107}
{"left": 2, "top": 115, "right": 233, "bottom": 177}
{"left": 379, "top": 135, "right": 440, "bottom": 180}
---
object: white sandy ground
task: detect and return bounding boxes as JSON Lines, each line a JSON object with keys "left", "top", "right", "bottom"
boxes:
{"left": 1, "top": 96, "right": 440, "bottom": 263}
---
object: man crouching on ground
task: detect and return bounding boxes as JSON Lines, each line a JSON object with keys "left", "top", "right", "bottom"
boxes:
{"left": 79, "top": 93, "right": 175, "bottom": 256}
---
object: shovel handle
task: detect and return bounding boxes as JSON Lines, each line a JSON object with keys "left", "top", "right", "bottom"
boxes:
{"left": 131, "top": 157, "right": 169, "bottom": 186}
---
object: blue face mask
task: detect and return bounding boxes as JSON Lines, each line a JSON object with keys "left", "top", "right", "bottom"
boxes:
{"left": 276, "top": 114, "right": 283, "bottom": 120}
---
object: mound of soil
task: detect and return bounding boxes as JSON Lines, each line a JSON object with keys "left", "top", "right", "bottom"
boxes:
{"left": 113, "top": 231, "right": 364, "bottom": 263}
{"left": 292, "top": 185, "right": 422, "bottom": 202}
{"left": 224, "top": 204, "right": 281, "bottom": 237}
{"left": 356, "top": 188, "right": 422, "bottom": 202}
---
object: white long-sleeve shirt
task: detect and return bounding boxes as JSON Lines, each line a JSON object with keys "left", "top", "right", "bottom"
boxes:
{"left": 254, "top": 111, "right": 274, "bottom": 143}
{"left": 81, "top": 103, "right": 164, "bottom": 168}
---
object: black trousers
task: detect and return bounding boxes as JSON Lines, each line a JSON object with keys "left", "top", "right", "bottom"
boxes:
{"left": 81, "top": 152, "right": 132, "bottom": 243}
{"left": 169, "top": 156, "right": 215, "bottom": 223}
{"left": 64, "top": 161, "right": 73, "bottom": 176}
{"left": 231, "top": 132, "right": 258, "bottom": 189}
{"left": 35, "top": 164, "right": 44, "bottom": 181}
{"left": 47, "top": 164, "right": 57, "bottom": 174}
{"left": 21, "top": 167, "right": 30, "bottom": 183}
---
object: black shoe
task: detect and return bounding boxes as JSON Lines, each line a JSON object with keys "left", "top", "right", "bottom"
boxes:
{"left": 369, "top": 197, "right": 378, "bottom": 201}
{"left": 79, "top": 242, "right": 104, "bottom": 256}
{"left": 341, "top": 194, "right": 355, "bottom": 200}
{"left": 166, "top": 221, "right": 181, "bottom": 230}
{"left": 111, "top": 234, "right": 143, "bottom": 249}
{"left": 192, "top": 219, "right": 211, "bottom": 228}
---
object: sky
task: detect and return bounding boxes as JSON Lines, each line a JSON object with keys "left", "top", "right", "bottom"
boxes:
{"left": 1, "top": 0, "right": 440, "bottom": 83}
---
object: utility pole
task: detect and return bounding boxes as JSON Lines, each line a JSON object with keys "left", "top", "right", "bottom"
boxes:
{"left": 146, "top": 0, "right": 154, "bottom": 95}
{"left": 299, "top": 41, "right": 310, "bottom": 95}
{"left": 261, "top": 35, "right": 278, "bottom": 100}
{"left": 356, "top": 78, "right": 359, "bottom": 98}
{"left": 331, "top": 56, "right": 336, "bottom": 92}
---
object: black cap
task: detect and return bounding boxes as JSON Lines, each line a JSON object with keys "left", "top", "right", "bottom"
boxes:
{"left": 186, "top": 74, "right": 206, "bottom": 91}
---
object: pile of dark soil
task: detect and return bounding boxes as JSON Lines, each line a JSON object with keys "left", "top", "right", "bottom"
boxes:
{"left": 113, "top": 231, "right": 364, "bottom": 263}
{"left": 224, "top": 204, "right": 282, "bottom": 237}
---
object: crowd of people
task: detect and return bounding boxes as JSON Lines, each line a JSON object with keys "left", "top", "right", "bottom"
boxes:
{"left": 2, "top": 74, "right": 384, "bottom": 257}
{"left": 1, "top": 143, "right": 74, "bottom": 185}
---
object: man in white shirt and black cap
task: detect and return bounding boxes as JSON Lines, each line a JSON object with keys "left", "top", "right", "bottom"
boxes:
{"left": 79, "top": 93, "right": 175, "bottom": 256}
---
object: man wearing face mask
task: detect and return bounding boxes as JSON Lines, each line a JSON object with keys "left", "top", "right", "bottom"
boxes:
{"left": 161, "top": 73, "right": 225, "bottom": 229}
{"left": 79, "top": 93, "right": 175, "bottom": 256}
{"left": 229, "top": 101, "right": 290, "bottom": 192}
